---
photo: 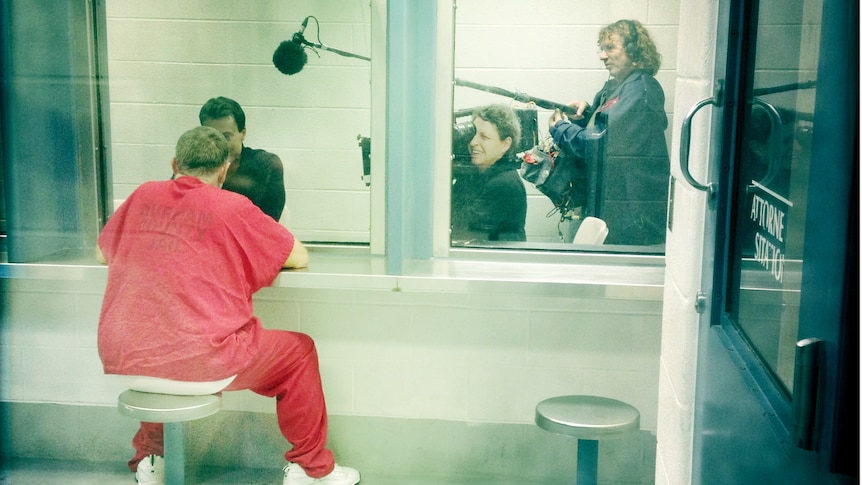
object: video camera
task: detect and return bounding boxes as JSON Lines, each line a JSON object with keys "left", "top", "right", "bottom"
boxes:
{"left": 358, "top": 107, "right": 539, "bottom": 185}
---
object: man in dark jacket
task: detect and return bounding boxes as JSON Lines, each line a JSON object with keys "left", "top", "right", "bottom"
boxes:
{"left": 550, "top": 19, "right": 670, "bottom": 246}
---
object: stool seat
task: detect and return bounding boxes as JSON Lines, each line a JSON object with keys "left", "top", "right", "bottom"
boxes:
{"left": 535, "top": 395, "right": 639, "bottom": 440}
{"left": 536, "top": 395, "right": 640, "bottom": 485}
{"left": 118, "top": 389, "right": 221, "bottom": 423}
{"left": 118, "top": 389, "right": 222, "bottom": 484}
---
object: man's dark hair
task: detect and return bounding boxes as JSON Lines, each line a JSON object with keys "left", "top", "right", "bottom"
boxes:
{"left": 472, "top": 104, "right": 521, "bottom": 157}
{"left": 199, "top": 96, "right": 246, "bottom": 131}
{"left": 175, "top": 126, "right": 230, "bottom": 176}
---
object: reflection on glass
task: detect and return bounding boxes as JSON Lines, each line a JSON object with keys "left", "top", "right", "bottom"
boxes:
{"left": 729, "top": 0, "right": 820, "bottom": 394}
{"left": 451, "top": 7, "right": 674, "bottom": 250}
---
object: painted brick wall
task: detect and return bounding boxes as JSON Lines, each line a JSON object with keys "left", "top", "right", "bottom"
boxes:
{"left": 1, "top": 274, "right": 661, "bottom": 429}
{"left": 1, "top": 270, "right": 661, "bottom": 481}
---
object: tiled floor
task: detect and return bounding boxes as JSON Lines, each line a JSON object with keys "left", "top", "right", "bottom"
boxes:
{"left": 0, "top": 458, "right": 547, "bottom": 485}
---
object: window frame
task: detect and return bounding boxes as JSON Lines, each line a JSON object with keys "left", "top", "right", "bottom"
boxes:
{"left": 379, "top": 0, "right": 666, "bottom": 274}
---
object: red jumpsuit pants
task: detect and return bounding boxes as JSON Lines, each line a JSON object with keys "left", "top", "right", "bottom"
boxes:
{"left": 127, "top": 329, "right": 335, "bottom": 478}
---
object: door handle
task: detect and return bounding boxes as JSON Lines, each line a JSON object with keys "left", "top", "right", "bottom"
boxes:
{"left": 679, "top": 81, "right": 723, "bottom": 197}
{"left": 791, "top": 337, "right": 824, "bottom": 450}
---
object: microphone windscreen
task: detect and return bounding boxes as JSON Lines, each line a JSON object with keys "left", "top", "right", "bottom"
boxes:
{"left": 273, "top": 40, "right": 307, "bottom": 75}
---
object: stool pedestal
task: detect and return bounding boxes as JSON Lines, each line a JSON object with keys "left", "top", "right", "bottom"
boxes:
{"left": 118, "top": 390, "right": 221, "bottom": 485}
{"left": 535, "top": 395, "right": 639, "bottom": 485}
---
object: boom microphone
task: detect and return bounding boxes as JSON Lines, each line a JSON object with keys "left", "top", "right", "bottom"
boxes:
{"left": 273, "top": 17, "right": 310, "bottom": 75}
{"left": 273, "top": 38, "right": 307, "bottom": 75}
{"left": 454, "top": 78, "right": 581, "bottom": 116}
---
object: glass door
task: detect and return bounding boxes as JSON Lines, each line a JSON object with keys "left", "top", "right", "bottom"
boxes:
{"left": 693, "top": 0, "right": 857, "bottom": 482}
{"left": 727, "top": 0, "right": 818, "bottom": 400}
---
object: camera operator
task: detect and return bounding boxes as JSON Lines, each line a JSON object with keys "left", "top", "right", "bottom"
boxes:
{"left": 451, "top": 104, "right": 527, "bottom": 244}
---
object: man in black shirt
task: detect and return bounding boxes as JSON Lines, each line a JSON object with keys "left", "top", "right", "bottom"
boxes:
{"left": 199, "top": 96, "right": 286, "bottom": 221}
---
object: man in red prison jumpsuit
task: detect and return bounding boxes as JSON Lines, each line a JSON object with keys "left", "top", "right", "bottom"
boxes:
{"left": 96, "top": 126, "right": 359, "bottom": 485}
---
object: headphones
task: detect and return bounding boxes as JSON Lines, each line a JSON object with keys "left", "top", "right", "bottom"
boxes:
{"left": 623, "top": 20, "right": 641, "bottom": 62}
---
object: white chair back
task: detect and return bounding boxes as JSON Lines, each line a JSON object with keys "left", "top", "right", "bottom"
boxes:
{"left": 572, "top": 217, "right": 609, "bottom": 245}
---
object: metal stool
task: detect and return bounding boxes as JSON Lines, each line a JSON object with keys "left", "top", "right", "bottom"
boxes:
{"left": 535, "top": 395, "right": 640, "bottom": 485}
{"left": 118, "top": 390, "right": 221, "bottom": 484}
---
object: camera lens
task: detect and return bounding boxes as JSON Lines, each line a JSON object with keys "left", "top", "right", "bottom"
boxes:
{"left": 452, "top": 121, "right": 475, "bottom": 156}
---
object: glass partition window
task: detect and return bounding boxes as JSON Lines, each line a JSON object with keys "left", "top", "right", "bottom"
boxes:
{"left": 727, "top": 0, "right": 820, "bottom": 393}
{"left": 1, "top": 0, "right": 108, "bottom": 263}
{"left": 451, "top": 1, "right": 678, "bottom": 251}
{"left": 105, "top": 2, "right": 372, "bottom": 244}
{"left": 3, "top": 1, "right": 681, "bottom": 262}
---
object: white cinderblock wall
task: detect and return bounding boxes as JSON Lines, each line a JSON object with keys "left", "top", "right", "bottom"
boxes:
{"left": 106, "top": 0, "right": 681, "bottom": 244}
{"left": 106, "top": 0, "right": 373, "bottom": 243}
{"left": 1, "top": 272, "right": 662, "bottom": 432}
{"left": 655, "top": 0, "right": 720, "bottom": 484}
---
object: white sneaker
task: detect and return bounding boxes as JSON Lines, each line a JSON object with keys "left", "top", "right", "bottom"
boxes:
{"left": 135, "top": 455, "right": 164, "bottom": 484}
{"left": 283, "top": 462, "right": 360, "bottom": 485}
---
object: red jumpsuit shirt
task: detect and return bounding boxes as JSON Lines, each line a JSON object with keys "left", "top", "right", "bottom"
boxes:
{"left": 97, "top": 176, "right": 294, "bottom": 381}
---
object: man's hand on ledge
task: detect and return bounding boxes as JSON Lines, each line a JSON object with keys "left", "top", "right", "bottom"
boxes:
{"left": 282, "top": 239, "right": 309, "bottom": 269}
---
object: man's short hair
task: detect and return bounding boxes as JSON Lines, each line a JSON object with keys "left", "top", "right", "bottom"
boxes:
{"left": 472, "top": 104, "right": 521, "bottom": 157}
{"left": 199, "top": 96, "right": 246, "bottom": 131}
{"left": 175, "top": 126, "right": 230, "bottom": 175}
